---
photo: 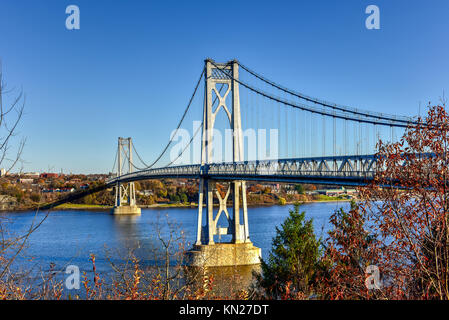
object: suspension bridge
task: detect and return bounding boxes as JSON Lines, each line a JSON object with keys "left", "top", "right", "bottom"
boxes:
{"left": 45, "top": 59, "right": 418, "bottom": 267}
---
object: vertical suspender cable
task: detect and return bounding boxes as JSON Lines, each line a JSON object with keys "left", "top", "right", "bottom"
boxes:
{"left": 293, "top": 108, "right": 297, "bottom": 157}
{"left": 333, "top": 115, "right": 336, "bottom": 157}
{"left": 322, "top": 114, "right": 325, "bottom": 157}
{"left": 285, "top": 95, "right": 289, "bottom": 158}
{"left": 344, "top": 119, "right": 347, "bottom": 156}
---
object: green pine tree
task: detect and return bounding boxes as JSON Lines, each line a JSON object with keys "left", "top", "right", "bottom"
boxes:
{"left": 257, "top": 203, "right": 322, "bottom": 298}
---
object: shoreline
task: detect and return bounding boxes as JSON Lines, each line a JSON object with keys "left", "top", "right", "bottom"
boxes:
{"left": 0, "top": 198, "right": 353, "bottom": 213}
{"left": 56, "top": 199, "right": 353, "bottom": 211}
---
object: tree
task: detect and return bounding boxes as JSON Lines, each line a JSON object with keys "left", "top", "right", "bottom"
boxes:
{"left": 0, "top": 65, "right": 25, "bottom": 175}
{"left": 360, "top": 104, "right": 449, "bottom": 299}
{"left": 30, "top": 193, "right": 40, "bottom": 203}
{"left": 320, "top": 201, "right": 383, "bottom": 299}
{"left": 295, "top": 184, "right": 305, "bottom": 195}
{"left": 0, "top": 64, "right": 37, "bottom": 296}
{"left": 82, "top": 194, "right": 95, "bottom": 205}
{"left": 278, "top": 197, "right": 286, "bottom": 205}
{"left": 180, "top": 193, "right": 188, "bottom": 204}
{"left": 256, "top": 203, "right": 322, "bottom": 298}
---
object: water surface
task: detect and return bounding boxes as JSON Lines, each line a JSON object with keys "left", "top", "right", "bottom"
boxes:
{"left": 1, "top": 202, "right": 350, "bottom": 275}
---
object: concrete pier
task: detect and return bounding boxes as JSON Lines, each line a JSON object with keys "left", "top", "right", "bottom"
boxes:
{"left": 112, "top": 205, "right": 141, "bottom": 215}
{"left": 186, "top": 242, "right": 261, "bottom": 267}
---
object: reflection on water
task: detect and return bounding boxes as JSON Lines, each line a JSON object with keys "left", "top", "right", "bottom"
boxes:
{"left": 112, "top": 214, "right": 142, "bottom": 250}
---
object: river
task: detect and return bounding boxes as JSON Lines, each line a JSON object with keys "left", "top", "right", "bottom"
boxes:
{"left": 0, "top": 201, "right": 350, "bottom": 291}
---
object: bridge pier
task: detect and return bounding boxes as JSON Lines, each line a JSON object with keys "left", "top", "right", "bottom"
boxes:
{"left": 186, "top": 179, "right": 261, "bottom": 267}
{"left": 186, "top": 59, "right": 261, "bottom": 267}
{"left": 112, "top": 137, "right": 141, "bottom": 216}
{"left": 186, "top": 242, "right": 261, "bottom": 267}
{"left": 112, "top": 205, "right": 141, "bottom": 215}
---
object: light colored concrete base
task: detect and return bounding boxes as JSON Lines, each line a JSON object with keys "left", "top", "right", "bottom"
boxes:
{"left": 112, "top": 205, "right": 141, "bottom": 215}
{"left": 186, "top": 242, "right": 261, "bottom": 267}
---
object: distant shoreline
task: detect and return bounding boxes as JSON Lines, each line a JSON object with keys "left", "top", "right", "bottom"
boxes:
{"left": 0, "top": 198, "right": 353, "bottom": 213}
{"left": 54, "top": 198, "right": 353, "bottom": 211}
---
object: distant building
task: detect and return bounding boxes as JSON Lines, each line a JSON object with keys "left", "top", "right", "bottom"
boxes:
{"left": 24, "top": 172, "right": 40, "bottom": 178}
{"left": 261, "top": 183, "right": 280, "bottom": 192}
{"left": 315, "top": 187, "right": 359, "bottom": 197}
{"left": 345, "top": 189, "right": 357, "bottom": 195}
{"left": 139, "top": 190, "right": 154, "bottom": 196}
{"left": 19, "top": 178, "right": 34, "bottom": 184}
{"left": 65, "top": 178, "right": 82, "bottom": 186}
{"left": 40, "top": 173, "right": 58, "bottom": 178}
{"left": 0, "top": 168, "right": 6, "bottom": 177}
{"left": 42, "top": 187, "right": 75, "bottom": 193}
{"left": 317, "top": 188, "right": 345, "bottom": 196}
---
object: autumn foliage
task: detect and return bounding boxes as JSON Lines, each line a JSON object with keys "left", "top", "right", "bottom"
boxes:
{"left": 358, "top": 105, "right": 449, "bottom": 299}
{"left": 320, "top": 202, "right": 382, "bottom": 299}
{"left": 257, "top": 104, "right": 449, "bottom": 300}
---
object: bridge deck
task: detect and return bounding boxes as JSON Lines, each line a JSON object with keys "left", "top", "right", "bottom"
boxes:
{"left": 106, "top": 155, "right": 377, "bottom": 187}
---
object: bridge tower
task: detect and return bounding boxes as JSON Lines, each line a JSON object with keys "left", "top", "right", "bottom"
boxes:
{"left": 112, "top": 137, "right": 141, "bottom": 215}
{"left": 187, "top": 59, "right": 261, "bottom": 267}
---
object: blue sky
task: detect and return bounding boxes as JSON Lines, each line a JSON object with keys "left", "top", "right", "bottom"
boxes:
{"left": 0, "top": 0, "right": 448, "bottom": 173}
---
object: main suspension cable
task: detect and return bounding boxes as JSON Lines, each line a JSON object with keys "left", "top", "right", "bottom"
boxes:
{"left": 210, "top": 61, "right": 411, "bottom": 128}
{"left": 237, "top": 61, "right": 416, "bottom": 125}
{"left": 111, "top": 149, "right": 117, "bottom": 174}
{"left": 138, "top": 67, "right": 205, "bottom": 169}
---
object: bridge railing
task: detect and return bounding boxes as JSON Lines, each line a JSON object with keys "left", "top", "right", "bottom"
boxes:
{"left": 205, "top": 156, "right": 376, "bottom": 178}
{"left": 106, "top": 155, "right": 378, "bottom": 186}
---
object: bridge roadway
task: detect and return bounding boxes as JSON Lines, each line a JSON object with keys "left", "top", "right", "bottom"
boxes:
{"left": 108, "top": 154, "right": 377, "bottom": 186}
{"left": 39, "top": 155, "right": 376, "bottom": 210}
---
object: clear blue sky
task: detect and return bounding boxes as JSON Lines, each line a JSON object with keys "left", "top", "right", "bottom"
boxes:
{"left": 0, "top": 0, "right": 448, "bottom": 173}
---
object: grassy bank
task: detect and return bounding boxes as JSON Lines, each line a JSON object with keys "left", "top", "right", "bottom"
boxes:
{"left": 54, "top": 197, "right": 353, "bottom": 211}
{"left": 2, "top": 197, "right": 354, "bottom": 213}
{"left": 54, "top": 203, "right": 113, "bottom": 210}
{"left": 312, "top": 195, "right": 350, "bottom": 202}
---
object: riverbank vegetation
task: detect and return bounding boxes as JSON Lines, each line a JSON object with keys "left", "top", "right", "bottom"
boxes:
{"left": 0, "top": 175, "right": 354, "bottom": 211}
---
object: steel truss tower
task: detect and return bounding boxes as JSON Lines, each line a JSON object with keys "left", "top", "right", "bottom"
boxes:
{"left": 196, "top": 59, "right": 250, "bottom": 245}
{"left": 113, "top": 137, "right": 141, "bottom": 215}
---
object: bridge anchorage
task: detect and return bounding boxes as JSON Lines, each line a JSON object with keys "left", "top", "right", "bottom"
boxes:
{"left": 112, "top": 137, "right": 141, "bottom": 215}
{"left": 186, "top": 59, "right": 261, "bottom": 267}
